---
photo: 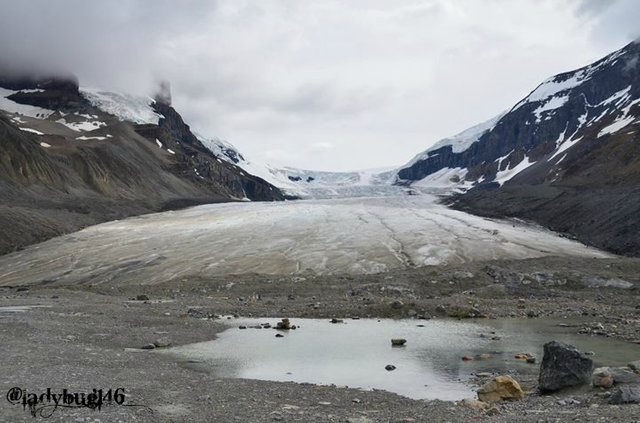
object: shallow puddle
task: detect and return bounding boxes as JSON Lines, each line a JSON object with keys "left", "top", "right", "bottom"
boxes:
{"left": 165, "top": 317, "right": 639, "bottom": 400}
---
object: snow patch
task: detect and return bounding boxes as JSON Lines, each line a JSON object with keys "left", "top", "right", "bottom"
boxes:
{"left": 39, "top": 142, "right": 51, "bottom": 148}
{"left": 598, "top": 116, "right": 636, "bottom": 137}
{"left": 411, "top": 167, "right": 472, "bottom": 193}
{"left": 598, "top": 86, "right": 632, "bottom": 107}
{"left": 57, "top": 118, "right": 106, "bottom": 132}
{"left": 494, "top": 156, "right": 534, "bottom": 186}
{"left": 0, "top": 87, "right": 54, "bottom": 118}
{"left": 533, "top": 94, "right": 569, "bottom": 122}
{"left": 19, "top": 127, "right": 44, "bottom": 135}
{"left": 76, "top": 136, "right": 108, "bottom": 141}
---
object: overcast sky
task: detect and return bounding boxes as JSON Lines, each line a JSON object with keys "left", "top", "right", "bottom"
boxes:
{"left": 1, "top": 0, "right": 639, "bottom": 171}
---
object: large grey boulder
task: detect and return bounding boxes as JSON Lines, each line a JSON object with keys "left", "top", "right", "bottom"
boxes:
{"left": 538, "top": 341, "right": 593, "bottom": 393}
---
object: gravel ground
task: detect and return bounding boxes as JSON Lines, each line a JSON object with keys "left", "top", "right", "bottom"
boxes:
{"left": 1, "top": 256, "right": 639, "bottom": 422}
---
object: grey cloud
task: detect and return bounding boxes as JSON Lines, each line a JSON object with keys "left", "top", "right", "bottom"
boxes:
{"left": 577, "top": 0, "right": 640, "bottom": 44}
{"left": 0, "top": 1, "right": 639, "bottom": 171}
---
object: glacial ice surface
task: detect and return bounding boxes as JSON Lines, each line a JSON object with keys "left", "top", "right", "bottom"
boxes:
{"left": 0, "top": 195, "right": 611, "bottom": 286}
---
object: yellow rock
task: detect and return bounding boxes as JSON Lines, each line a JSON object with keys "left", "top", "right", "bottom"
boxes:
{"left": 477, "top": 375, "right": 524, "bottom": 402}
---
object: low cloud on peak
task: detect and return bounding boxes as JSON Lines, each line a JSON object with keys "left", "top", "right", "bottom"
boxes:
{"left": 0, "top": 0, "right": 637, "bottom": 170}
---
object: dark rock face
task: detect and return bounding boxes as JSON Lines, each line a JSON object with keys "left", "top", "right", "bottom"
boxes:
{"left": 0, "top": 72, "right": 79, "bottom": 91}
{"left": 0, "top": 73, "right": 85, "bottom": 110}
{"left": 538, "top": 341, "right": 594, "bottom": 393}
{"left": 149, "top": 102, "right": 283, "bottom": 201}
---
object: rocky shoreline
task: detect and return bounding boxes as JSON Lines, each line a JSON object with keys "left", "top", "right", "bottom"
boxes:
{"left": 1, "top": 256, "right": 639, "bottom": 422}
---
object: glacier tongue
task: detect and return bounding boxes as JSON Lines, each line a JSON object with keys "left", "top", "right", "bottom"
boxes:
{"left": 0, "top": 195, "right": 611, "bottom": 284}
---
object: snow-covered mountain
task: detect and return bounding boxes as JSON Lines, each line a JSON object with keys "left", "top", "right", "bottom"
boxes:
{"left": 396, "top": 41, "right": 640, "bottom": 191}
{"left": 393, "top": 40, "right": 640, "bottom": 256}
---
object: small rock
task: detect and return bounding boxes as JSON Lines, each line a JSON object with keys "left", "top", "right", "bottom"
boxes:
{"left": 153, "top": 337, "right": 172, "bottom": 348}
{"left": 239, "top": 325, "right": 247, "bottom": 329}
{"left": 352, "top": 398, "right": 361, "bottom": 403}
{"left": 628, "top": 360, "right": 640, "bottom": 373}
{"left": 477, "top": 375, "right": 524, "bottom": 402}
{"left": 407, "top": 309, "right": 417, "bottom": 317}
{"left": 460, "top": 398, "right": 489, "bottom": 411}
{"left": 593, "top": 370, "right": 614, "bottom": 389}
{"left": 136, "top": 294, "right": 149, "bottom": 301}
{"left": 485, "top": 406, "right": 500, "bottom": 416}
{"left": 140, "top": 343, "right": 156, "bottom": 350}
{"left": 435, "top": 305, "right": 447, "bottom": 314}
{"left": 385, "top": 364, "right": 396, "bottom": 371}
{"left": 275, "top": 334, "right": 284, "bottom": 338}
{"left": 16, "top": 287, "right": 29, "bottom": 292}
{"left": 609, "top": 385, "right": 640, "bottom": 404}
{"left": 478, "top": 354, "right": 493, "bottom": 360}
{"left": 593, "top": 367, "right": 640, "bottom": 387}
{"left": 391, "top": 338, "right": 407, "bottom": 346}
{"left": 187, "top": 308, "right": 211, "bottom": 319}
{"left": 276, "top": 318, "right": 291, "bottom": 330}
{"left": 462, "top": 355, "right": 474, "bottom": 361}
{"left": 330, "top": 318, "right": 344, "bottom": 324}
{"left": 514, "top": 353, "right": 535, "bottom": 363}
{"left": 390, "top": 300, "right": 404, "bottom": 310}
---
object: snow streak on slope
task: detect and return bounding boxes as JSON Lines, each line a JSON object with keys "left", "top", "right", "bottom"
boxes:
{"left": 0, "top": 195, "right": 610, "bottom": 286}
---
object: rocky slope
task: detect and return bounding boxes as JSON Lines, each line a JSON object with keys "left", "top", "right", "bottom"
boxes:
{"left": 0, "top": 74, "right": 284, "bottom": 254}
{"left": 394, "top": 41, "right": 640, "bottom": 256}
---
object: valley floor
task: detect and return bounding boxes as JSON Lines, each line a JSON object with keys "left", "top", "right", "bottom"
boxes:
{"left": 1, "top": 256, "right": 639, "bottom": 422}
